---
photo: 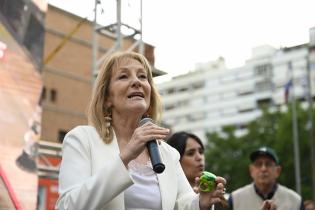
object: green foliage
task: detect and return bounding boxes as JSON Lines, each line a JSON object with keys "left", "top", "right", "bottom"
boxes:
{"left": 204, "top": 103, "right": 313, "bottom": 200}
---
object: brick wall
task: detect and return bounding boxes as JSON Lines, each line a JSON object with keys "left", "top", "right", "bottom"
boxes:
{"left": 41, "top": 5, "right": 156, "bottom": 143}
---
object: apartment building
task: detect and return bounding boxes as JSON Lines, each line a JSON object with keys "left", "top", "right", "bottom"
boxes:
{"left": 158, "top": 41, "right": 314, "bottom": 142}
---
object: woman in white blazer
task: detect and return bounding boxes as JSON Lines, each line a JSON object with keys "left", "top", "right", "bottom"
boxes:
{"left": 56, "top": 51, "right": 226, "bottom": 210}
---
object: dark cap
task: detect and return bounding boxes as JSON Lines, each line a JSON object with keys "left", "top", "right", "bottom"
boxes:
{"left": 250, "top": 146, "right": 279, "bottom": 164}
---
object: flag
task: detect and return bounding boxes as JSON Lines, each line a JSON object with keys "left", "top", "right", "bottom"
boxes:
{"left": 284, "top": 79, "right": 292, "bottom": 103}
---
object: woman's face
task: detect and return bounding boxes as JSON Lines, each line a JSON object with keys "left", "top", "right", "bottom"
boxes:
{"left": 181, "top": 137, "right": 205, "bottom": 183}
{"left": 107, "top": 57, "right": 151, "bottom": 117}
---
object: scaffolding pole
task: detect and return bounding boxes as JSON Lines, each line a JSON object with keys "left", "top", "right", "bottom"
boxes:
{"left": 289, "top": 62, "right": 302, "bottom": 195}
{"left": 92, "top": 0, "right": 99, "bottom": 84}
{"left": 116, "top": 0, "right": 122, "bottom": 51}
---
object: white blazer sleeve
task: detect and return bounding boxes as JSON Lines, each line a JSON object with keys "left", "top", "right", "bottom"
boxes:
{"left": 55, "top": 126, "right": 133, "bottom": 210}
{"left": 175, "top": 159, "right": 200, "bottom": 209}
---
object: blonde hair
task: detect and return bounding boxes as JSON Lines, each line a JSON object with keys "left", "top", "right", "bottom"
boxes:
{"left": 88, "top": 51, "right": 162, "bottom": 143}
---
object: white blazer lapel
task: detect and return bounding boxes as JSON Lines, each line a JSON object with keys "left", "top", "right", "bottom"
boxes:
{"left": 157, "top": 144, "right": 178, "bottom": 210}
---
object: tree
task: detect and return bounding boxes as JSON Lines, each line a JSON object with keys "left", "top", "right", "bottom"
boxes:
{"left": 204, "top": 103, "right": 313, "bottom": 200}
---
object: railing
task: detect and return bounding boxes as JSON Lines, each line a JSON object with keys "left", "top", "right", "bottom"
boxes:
{"left": 37, "top": 140, "right": 62, "bottom": 179}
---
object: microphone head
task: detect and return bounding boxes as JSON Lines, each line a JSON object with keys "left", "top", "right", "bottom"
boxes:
{"left": 139, "top": 117, "right": 153, "bottom": 126}
{"left": 153, "top": 163, "right": 165, "bottom": 174}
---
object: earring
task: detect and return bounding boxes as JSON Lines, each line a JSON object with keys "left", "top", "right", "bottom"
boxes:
{"left": 105, "top": 108, "right": 112, "bottom": 137}
{"left": 105, "top": 116, "right": 111, "bottom": 127}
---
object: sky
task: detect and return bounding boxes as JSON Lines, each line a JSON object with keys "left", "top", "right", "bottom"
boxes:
{"left": 47, "top": 0, "right": 315, "bottom": 82}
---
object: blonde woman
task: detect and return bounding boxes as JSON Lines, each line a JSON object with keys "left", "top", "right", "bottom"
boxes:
{"left": 56, "top": 51, "right": 226, "bottom": 210}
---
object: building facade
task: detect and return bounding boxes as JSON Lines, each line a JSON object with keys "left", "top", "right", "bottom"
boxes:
{"left": 41, "top": 5, "right": 160, "bottom": 144}
{"left": 158, "top": 41, "right": 315, "bottom": 142}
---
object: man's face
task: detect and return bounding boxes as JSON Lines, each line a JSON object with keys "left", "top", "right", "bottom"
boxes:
{"left": 249, "top": 155, "right": 281, "bottom": 188}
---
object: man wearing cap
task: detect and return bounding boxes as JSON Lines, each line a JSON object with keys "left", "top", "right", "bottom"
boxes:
{"left": 228, "top": 146, "right": 305, "bottom": 210}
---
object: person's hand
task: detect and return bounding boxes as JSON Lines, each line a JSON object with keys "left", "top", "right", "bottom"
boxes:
{"left": 261, "top": 200, "right": 277, "bottom": 210}
{"left": 197, "top": 176, "right": 226, "bottom": 210}
{"left": 119, "top": 121, "right": 169, "bottom": 166}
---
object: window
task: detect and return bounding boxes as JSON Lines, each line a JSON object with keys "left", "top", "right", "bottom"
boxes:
{"left": 239, "top": 108, "right": 254, "bottom": 113}
{"left": 192, "top": 81, "right": 205, "bottom": 90}
{"left": 257, "top": 98, "right": 272, "bottom": 107}
{"left": 58, "top": 130, "right": 68, "bottom": 143}
{"left": 167, "top": 88, "right": 175, "bottom": 94}
{"left": 50, "top": 89, "right": 57, "bottom": 102}
{"left": 254, "top": 64, "right": 272, "bottom": 77}
{"left": 178, "top": 87, "right": 189, "bottom": 92}
{"left": 41, "top": 87, "right": 46, "bottom": 101}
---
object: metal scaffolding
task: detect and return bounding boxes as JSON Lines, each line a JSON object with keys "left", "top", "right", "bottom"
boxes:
{"left": 92, "top": 0, "right": 146, "bottom": 81}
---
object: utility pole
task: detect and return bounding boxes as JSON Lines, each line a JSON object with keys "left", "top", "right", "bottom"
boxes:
{"left": 139, "top": 0, "right": 144, "bottom": 54}
{"left": 289, "top": 61, "right": 302, "bottom": 195}
{"left": 307, "top": 27, "right": 315, "bottom": 203}
{"left": 92, "top": 0, "right": 154, "bottom": 76}
{"left": 116, "top": 0, "right": 122, "bottom": 51}
{"left": 92, "top": 0, "right": 98, "bottom": 84}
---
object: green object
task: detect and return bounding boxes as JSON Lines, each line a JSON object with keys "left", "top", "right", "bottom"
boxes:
{"left": 199, "top": 171, "right": 216, "bottom": 192}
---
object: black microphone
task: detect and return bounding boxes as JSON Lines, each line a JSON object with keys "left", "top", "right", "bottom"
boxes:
{"left": 139, "top": 117, "right": 165, "bottom": 174}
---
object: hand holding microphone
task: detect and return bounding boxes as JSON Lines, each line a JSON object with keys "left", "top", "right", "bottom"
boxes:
{"left": 119, "top": 117, "right": 169, "bottom": 173}
{"left": 139, "top": 117, "right": 166, "bottom": 174}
